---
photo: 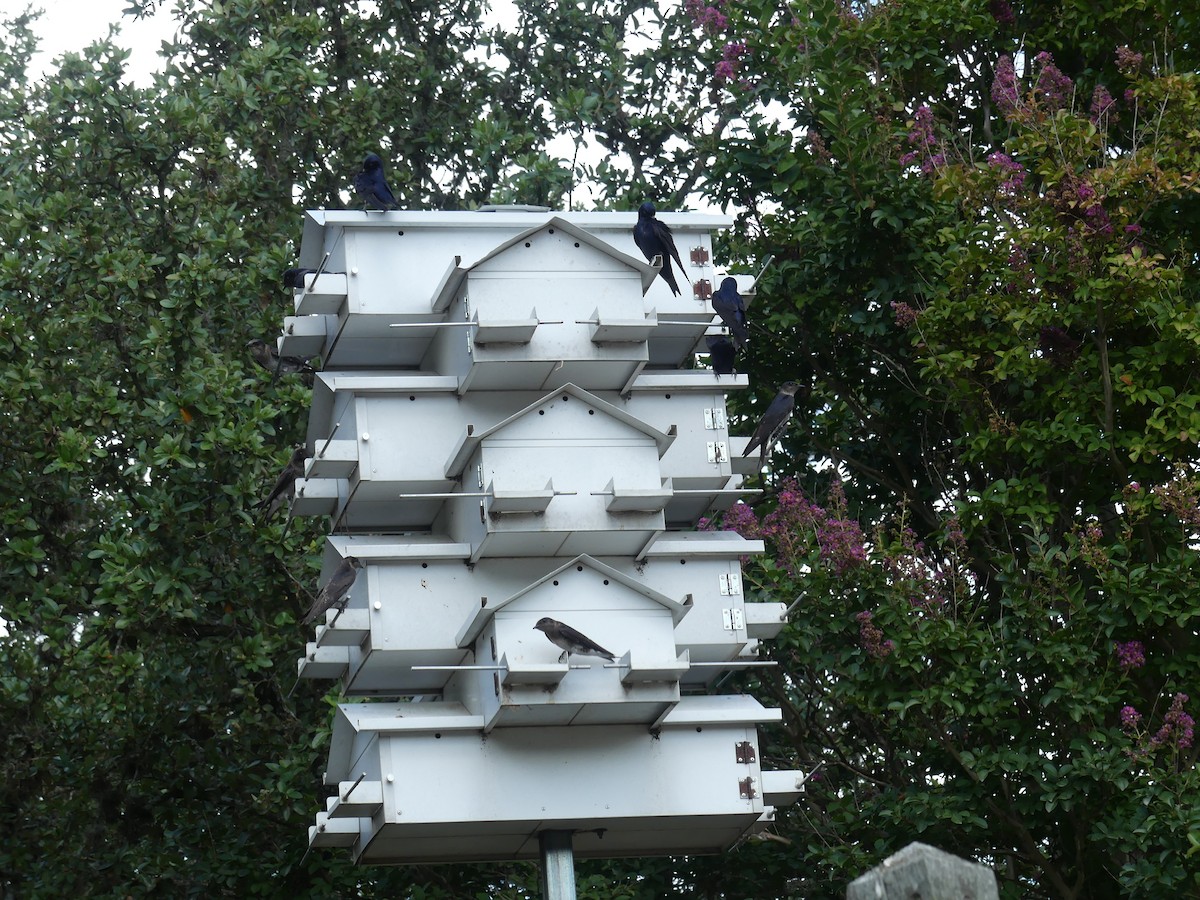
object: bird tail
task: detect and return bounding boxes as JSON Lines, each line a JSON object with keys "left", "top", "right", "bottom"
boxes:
{"left": 660, "top": 263, "right": 682, "bottom": 297}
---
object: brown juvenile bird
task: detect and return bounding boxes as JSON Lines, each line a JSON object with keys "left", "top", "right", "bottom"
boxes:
{"left": 302, "top": 556, "right": 364, "bottom": 625}
{"left": 742, "top": 381, "right": 801, "bottom": 469}
{"left": 534, "top": 617, "right": 616, "bottom": 663}
{"left": 246, "top": 338, "right": 317, "bottom": 385}
{"left": 254, "top": 445, "right": 310, "bottom": 519}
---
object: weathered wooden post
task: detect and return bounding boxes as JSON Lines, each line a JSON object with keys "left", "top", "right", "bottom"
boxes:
{"left": 846, "top": 842, "right": 999, "bottom": 900}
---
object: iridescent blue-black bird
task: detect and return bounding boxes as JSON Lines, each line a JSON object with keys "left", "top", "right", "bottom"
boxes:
{"left": 302, "top": 556, "right": 365, "bottom": 625}
{"left": 633, "top": 201, "right": 686, "bottom": 296}
{"left": 705, "top": 335, "right": 737, "bottom": 376}
{"left": 743, "top": 382, "right": 801, "bottom": 469}
{"left": 254, "top": 445, "right": 310, "bottom": 519}
{"left": 283, "top": 267, "right": 317, "bottom": 290}
{"left": 534, "top": 617, "right": 616, "bottom": 664}
{"left": 711, "top": 276, "right": 749, "bottom": 348}
{"left": 354, "top": 152, "right": 399, "bottom": 210}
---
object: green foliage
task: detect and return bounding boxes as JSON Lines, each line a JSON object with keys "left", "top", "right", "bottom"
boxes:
{"left": 700, "top": 0, "right": 1200, "bottom": 895}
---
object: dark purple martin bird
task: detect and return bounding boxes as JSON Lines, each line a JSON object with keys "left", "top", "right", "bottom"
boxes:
{"left": 711, "top": 276, "right": 749, "bottom": 348}
{"left": 254, "top": 445, "right": 310, "bottom": 519}
{"left": 283, "top": 267, "right": 317, "bottom": 289}
{"left": 302, "top": 556, "right": 365, "bottom": 625}
{"left": 354, "top": 152, "right": 399, "bottom": 210}
{"left": 246, "top": 338, "right": 317, "bottom": 386}
{"left": 633, "top": 201, "right": 686, "bottom": 296}
{"left": 534, "top": 617, "right": 616, "bottom": 663}
{"left": 705, "top": 335, "right": 737, "bottom": 376}
{"left": 743, "top": 381, "right": 801, "bottom": 469}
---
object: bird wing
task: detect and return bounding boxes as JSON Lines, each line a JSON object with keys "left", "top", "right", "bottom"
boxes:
{"left": 654, "top": 219, "right": 686, "bottom": 272}
{"left": 302, "top": 561, "right": 359, "bottom": 623}
{"left": 744, "top": 393, "right": 795, "bottom": 457}
{"left": 559, "top": 622, "right": 615, "bottom": 658}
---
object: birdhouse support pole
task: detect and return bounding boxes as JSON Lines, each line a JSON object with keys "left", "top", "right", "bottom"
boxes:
{"left": 538, "top": 830, "right": 577, "bottom": 900}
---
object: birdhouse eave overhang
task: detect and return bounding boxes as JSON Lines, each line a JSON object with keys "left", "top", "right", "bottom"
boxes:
{"left": 427, "top": 216, "right": 660, "bottom": 309}
{"left": 455, "top": 553, "right": 691, "bottom": 647}
{"left": 444, "top": 383, "right": 676, "bottom": 478}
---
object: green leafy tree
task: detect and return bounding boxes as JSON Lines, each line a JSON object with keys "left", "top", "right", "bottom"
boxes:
{"left": 692, "top": 0, "right": 1200, "bottom": 896}
{"left": 0, "top": 1, "right": 712, "bottom": 895}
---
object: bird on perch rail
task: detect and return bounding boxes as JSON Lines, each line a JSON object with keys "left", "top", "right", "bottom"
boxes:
{"left": 705, "top": 335, "right": 737, "bottom": 376}
{"left": 246, "top": 338, "right": 317, "bottom": 385}
{"left": 302, "top": 556, "right": 365, "bottom": 625}
{"left": 534, "top": 617, "right": 616, "bottom": 663}
{"left": 711, "top": 276, "right": 749, "bottom": 348}
{"left": 282, "top": 267, "right": 317, "bottom": 290}
{"left": 254, "top": 445, "right": 310, "bottom": 520}
{"left": 633, "top": 201, "right": 686, "bottom": 296}
{"left": 743, "top": 382, "right": 801, "bottom": 469}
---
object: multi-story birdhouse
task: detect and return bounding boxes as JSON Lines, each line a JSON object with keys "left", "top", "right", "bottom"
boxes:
{"left": 281, "top": 208, "right": 806, "bottom": 867}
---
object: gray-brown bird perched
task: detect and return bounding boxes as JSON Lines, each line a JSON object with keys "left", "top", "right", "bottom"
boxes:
{"left": 246, "top": 338, "right": 317, "bottom": 385}
{"left": 254, "top": 445, "right": 310, "bottom": 519}
{"left": 743, "top": 381, "right": 801, "bottom": 469}
{"left": 302, "top": 556, "right": 364, "bottom": 625}
{"left": 534, "top": 617, "right": 616, "bottom": 663}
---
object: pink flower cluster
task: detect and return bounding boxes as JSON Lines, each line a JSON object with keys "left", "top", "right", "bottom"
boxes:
{"left": 1075, "top": 520, "right": 1108, "bottom": 568}
{"left": 715, "top": 40, "right": 748, "bottom": 84}
{"left": 899, "top": 105, "right": 944, "bottom": 174}
{"left": 988, "top": 0, "right": 1015, "bottom": 26}
{"left": 1115, "top": 45, "right": 1143, "bottom": 76}
{"left": 991, "top": 55, "right": 1019, "bottom": 117}
{"left": 1115, "top": 640, "right": 1146, "bottom": 670}
{"left": 716, "top": 479, "right": 866, "bottom": 576}
{"left": 1120, "top": 694, "right": 1195, "bottom": 754}
{"left": 1059, "top": 176, "right": 1114, "bottom": 241}
{"left": 1120, "top": 705, "right": 1141, "bottom": 730}
{"left": 1150, "top": 693, "right": 1195, "bottom": 750}
{"left": 684, "top": 0, "right": 728, "bottom": 34}
{"left": 889, "top": 300, "right": 919, "bottom": 328}
{"left": 1090, "top": 85, "right": 1116, "bottom": 124}
{"left": 987, "top": 151, "right": 1026, "bottom": 194}
{"left": 807, "top": 130, "right": 832, "bottom": 164}
{"left": 856, "top": 611, "right": 895, "bottom": 659}
{"left": 1151, "top": 468, "right": 1200, "bottom": 530}
{"left": 1033, "top": 51, "right": 1074, "bottom": 108}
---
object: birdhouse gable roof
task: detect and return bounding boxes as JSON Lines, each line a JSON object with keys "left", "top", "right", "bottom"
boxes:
{"left": 429, "top": 216, "right": 659, "bottom": 308}
{"left": 455, "top": 554, "right": 691, "bottom": 647}
{"left": 444, "top": 383, "right": 676, "bottom": 477}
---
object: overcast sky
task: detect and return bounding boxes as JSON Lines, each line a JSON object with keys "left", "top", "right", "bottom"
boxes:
{"left": 5, "top": 0, "right": 174, "bottom": 84}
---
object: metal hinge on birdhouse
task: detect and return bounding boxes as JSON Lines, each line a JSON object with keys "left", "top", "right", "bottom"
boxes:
{"left": 719, "top": 573, "right": 742, "bottom": 597}
{"left": 692, "top": 279, "right": 712, "bottom": 300}
{"left": 735, "top": 741, "right": 756, "bottom": 764}
{"left": 690, "top": 246, "right": 710, "bottom": 266}
{"left": 722, "top": 608, "right": 745, "bottom": 631}
{"left": 703, "top": 408, "right": 727, "bottom": 430}
{"left": 739, "top": 777, "right": 757, "bottom": 799}
{"left": 706, "top": 441, "right": 728, "bottom": 463}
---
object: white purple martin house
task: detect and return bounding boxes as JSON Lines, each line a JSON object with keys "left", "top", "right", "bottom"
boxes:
{"left": 282, "top": 208, "right": 806, "bottom": 864}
